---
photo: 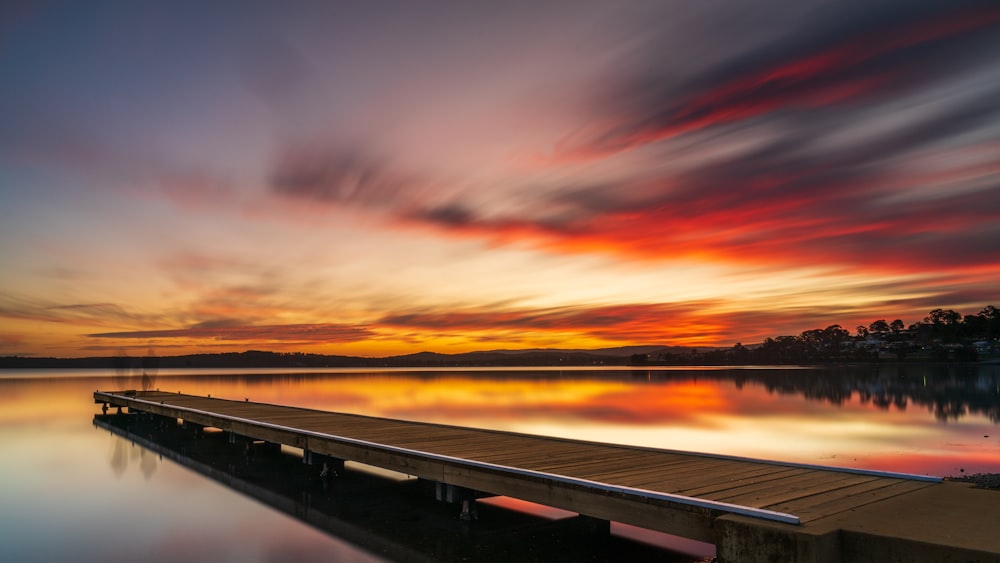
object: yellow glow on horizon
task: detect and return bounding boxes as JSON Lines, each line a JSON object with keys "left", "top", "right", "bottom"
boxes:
{"left": 4, "top": 235, "right": 997, "bottom": 358}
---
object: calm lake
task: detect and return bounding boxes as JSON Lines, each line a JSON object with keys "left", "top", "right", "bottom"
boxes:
{"left": 1, "top": 365, "right": 998, "bottom": 562}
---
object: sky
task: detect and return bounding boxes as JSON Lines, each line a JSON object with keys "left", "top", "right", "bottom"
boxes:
{"left": 1, "top": 0, "right": 998, "bottom": 358}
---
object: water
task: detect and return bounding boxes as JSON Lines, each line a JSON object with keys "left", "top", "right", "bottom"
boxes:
{"left": 1, "top": 365, "right": 998, "bottom": 562}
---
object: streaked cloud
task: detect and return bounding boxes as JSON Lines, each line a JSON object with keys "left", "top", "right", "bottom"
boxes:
{"left": 0, "top": 295, "right": 163, "bottom": 327}
{"left": 269, "top": 145, "right": 420, "bottom": 211}
{"left": 0, "top": 1, "right": 997, "bottom": 357}
{"left": 391, "top": 2, "right": 1000, "bottom": 275}
{"left": 89, "top": 322, "right": 374, "bottom": 344}
{"left": 555, "top": 1, "right": 1000, "bottom": 159}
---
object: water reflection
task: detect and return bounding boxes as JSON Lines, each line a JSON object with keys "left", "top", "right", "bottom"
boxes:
{"left": 94, "top": 413, "right": 701, "bottom": 563}
{"left": 0, "top": 365, "right": 997, "bottom": 562}
{"left": 3, "top": 364, "right": 996, "bottom": 475}
{"left": 712, "top": 365, "right": 1000, "bottom": 423}
{"left": 110, "top": 436, "right": 127, "bottom": 478}
{"left": 78, "top": 365, "right": 998, "bottom": 476}
{"left": 80, "top": 364, "right": 999, "bottom": 422}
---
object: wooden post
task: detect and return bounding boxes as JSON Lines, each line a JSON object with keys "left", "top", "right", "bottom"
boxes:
{"left": 434, "top": 482, "right": 479, "bottom": 520}
{"left": 578, "top": 515, "right": 610, "bottom": 535}
{"left": 303, "top": 450, "right": 345, "bottom": 475}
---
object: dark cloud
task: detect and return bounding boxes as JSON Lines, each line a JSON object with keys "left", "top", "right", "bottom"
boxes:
{"left": 189, "top": 319, "right": 248, "bottom": 330}
{"left": 420, "top": 203, "right": 476, "bottom": 227}
{"left": 0, "top": 296, "right": 163, "bottom": 326}
{"left": 567, "top": 0, "right": 1000, "bottom": 157}
{"left": 631, "top": 90, "right": 1000, "bottom": 231}
{"left": 89, "top": 323, "right": 375, "bottom": 343}
{"left": 269, "top": 145, "right": 414, "bottom": 209}
{"left": 473, "top": 103, "right": 1000, "bottom": 274}
{"left": 824, "top": 90, "right": 1000, "bottom": 171}
{"left": 252, "top": 1, "right": 1000, "bottom": 280}
{"left": 410, "top": 145, "right": 999, "bottom": 272}
{"left": 380, "top": 303, "right": 684, "bottom": 328}
{"left": 544, "top": 181, "right": 649, "bottom": 216}
{"left": 379, "top": 301, "right": 761, "bottom": 345}
{"left": 80, "top": 343, "right": 196, "bottom": 352}
{"left": 384, "top": 2, "right": 999, "bottom": 277}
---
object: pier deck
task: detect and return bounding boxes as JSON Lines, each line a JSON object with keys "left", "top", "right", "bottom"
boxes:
{"left": 94, "top": 390, "right": 1000, "bottom": 563}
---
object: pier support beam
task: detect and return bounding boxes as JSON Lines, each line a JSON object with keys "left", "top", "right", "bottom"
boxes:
{"left": 181, "top": 420, "right": 204, "bottom": 432}
{"left": 302, "top": 449, "right": 345, "bottom": 477}
{"left": 459, "top": 499, "right": 476, "bottom": 521}
{"left": 434, "top": 483, "right": 479, "bottom": 520}
{"left": 715, "top": 515, "right": 840, "bottom": 563}
{"left": 227, "top": 430, "right": 260, "bottom": 446}
{"left": 578, "top": 515, "right": 610, "bottom": 535}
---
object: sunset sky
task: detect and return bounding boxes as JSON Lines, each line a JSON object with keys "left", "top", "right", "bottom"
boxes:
{"left": 1, "top": 0, "right": 999, "bottom": 358}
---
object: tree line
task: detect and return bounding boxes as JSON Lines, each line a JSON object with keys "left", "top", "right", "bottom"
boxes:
{"left": 654, "top": 305, "right": 1000, "bottom": 364}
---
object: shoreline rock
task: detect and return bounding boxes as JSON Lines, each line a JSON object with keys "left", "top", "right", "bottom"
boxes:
{"left": 945, "top": 473, "right": 1000, "bottom": 489}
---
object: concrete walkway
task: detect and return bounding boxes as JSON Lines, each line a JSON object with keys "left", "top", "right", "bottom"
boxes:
{"left": 717, "top": 480, "right": 1000, "bottom": 562}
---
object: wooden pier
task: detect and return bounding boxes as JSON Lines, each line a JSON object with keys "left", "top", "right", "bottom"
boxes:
{"left": 93, "top": 414, "right": 680, "bottom": 563}
{"left": 95, "top": 390, "right": 1000, "bottom": 563}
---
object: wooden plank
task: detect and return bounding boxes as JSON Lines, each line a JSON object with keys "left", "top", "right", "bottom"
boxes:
{"left": 431, "top": 448, "right": 565, "bottom": 465}
{"left": 627, "top": 465, "right": 809, "bottom": 495}
{"left": 715, "top": 473, "right": 880, "bottom": 507}
{"left": 472, "top": 445, "right": 638, "bottom": 466}
{"left": 578, "top": 460, "right": 722, "bottom": 484}
{"left": 671, "top": 466, "right": 809, "bottom": 496}
{"left": 387, "top": 437, "right": 506, "bottom": 453}
{"left": 523, "top": 453, "right": 668, "bottom": 474}
{"left": 588, "top": 458, "right": 763, "bottom": 486}
{"left": 697, "top": 470, "right": 846, "bottom": 501}
{"left": 768, "top": 479, "right": 936, "bottom": 522}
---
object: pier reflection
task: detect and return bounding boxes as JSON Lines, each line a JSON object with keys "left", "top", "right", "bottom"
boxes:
{"left": 93, "top": 413, "right": 702, "bottom": 563}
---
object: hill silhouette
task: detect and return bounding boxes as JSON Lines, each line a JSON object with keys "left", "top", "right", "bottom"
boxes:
{"left": 1, "top": 346, "right": 700, "bottom": 369}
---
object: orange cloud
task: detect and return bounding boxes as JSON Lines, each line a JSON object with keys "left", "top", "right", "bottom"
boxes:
{"left": 376, "top": 302, "right": 862, "bottom": 349}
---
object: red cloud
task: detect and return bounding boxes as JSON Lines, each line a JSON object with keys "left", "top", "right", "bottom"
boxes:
{"left": 408, "top": 137, "right": 1000, "bottom": 276}
{"left": 557, "top": 5, "right": 1000, "bottom": 160}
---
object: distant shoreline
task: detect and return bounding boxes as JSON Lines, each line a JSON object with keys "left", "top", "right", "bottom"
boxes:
{"left": 2, "top": 349, "right": 997, "bottom": 370}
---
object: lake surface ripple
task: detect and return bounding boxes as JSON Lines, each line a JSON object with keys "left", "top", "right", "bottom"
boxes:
{"left": 1, "top": 365, "right": 997, "bottom": 562}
